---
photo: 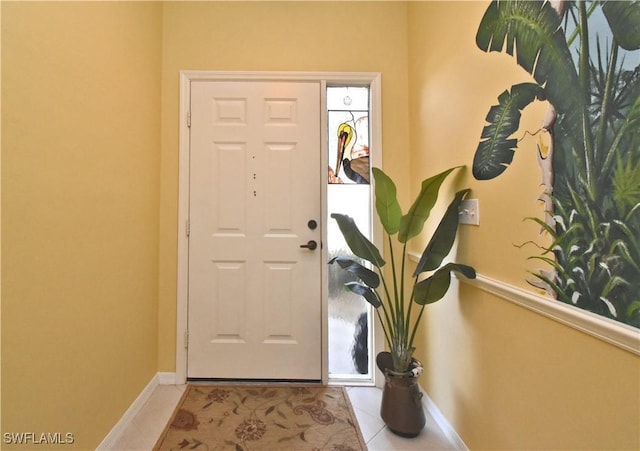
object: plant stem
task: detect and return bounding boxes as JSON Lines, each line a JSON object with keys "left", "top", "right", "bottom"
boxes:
{"left": 408, "top": 304, "right": 427, "bottom": 352}
{"left": 374, "top": 303, "right": 392, "bottom": 352}
{"left": 404, "top": 277, "right": 418, "bottom": 352}
{"left": 378, "top": 235, "right": 396, "bottom": 329}
{"left": 602, "top": 95, "right": 640, "bottom": 182}
{"left": 387, "top": 234, "right": 400, "bottom": 331}
{"left": 595, "top": 40, "right": 618, "bottom": 186}
{"left": 578, "top": 0, "right": 595, "bottom": 193}
{"left": 400, "top": 242, "right": 407, "bottom": 346}
{"left": 566, "top": 1, "right": 598, "bottom": 48}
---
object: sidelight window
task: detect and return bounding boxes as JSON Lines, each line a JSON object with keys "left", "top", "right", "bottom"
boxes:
{"left": 327, "top": 86, "right": 373, "bottom": 382}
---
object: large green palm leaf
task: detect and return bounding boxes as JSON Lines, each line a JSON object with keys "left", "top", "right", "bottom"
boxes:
{"left": 473, "top": 83, "right": 545, "bottom": 179}
{"left": 602, "top": 0, "right": 640, "bottom": 51}
{"left": 476, "top": 0, "right": 580, "bottom": 113}
{"left": 473, "top": 0, "right": 583, "bottom": 180}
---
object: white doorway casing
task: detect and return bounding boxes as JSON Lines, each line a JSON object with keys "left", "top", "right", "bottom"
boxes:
{"left": 176, "top": 71, "right": 382, "bottom": 384}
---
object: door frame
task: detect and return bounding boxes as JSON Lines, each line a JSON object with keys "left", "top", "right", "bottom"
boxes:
{"left": 176, "top": 71, "right": 382, "bottom": 385}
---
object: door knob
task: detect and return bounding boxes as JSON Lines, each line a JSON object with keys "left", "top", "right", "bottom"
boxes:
{"left": 299, "top": 240, "right": 318, "bottom": 251}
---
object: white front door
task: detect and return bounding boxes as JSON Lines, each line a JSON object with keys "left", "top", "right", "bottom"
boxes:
{"left": 187, "top": 80, "right": 322, "bottom": 380}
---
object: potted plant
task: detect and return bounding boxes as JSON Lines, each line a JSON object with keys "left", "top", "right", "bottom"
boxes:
{"left": 330, "top": 166, "right": 476, "bottom": 437}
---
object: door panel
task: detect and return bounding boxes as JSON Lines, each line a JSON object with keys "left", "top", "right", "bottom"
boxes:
{"left": 188, "top": 80, "right": 321, "bottom": 380}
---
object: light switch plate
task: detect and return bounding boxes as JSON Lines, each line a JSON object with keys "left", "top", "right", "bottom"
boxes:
{"left": 459, "top": 199, "right": 480, "bottom": 225}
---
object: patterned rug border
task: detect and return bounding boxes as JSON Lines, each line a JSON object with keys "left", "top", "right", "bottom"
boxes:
{"left": 153, "top": 383, "right": 368, "bottom": 450}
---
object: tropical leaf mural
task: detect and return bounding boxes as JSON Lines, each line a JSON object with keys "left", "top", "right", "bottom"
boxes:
{"left": 473, "top": 0, "right": 640, "bottom": 328}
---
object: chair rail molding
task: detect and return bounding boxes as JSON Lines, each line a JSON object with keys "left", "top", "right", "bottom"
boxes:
{"left": 462, "top": 273, "right": 640, "bottom": 355}
{"left": 408, "top": 251, "right": 639, "bottom": 355}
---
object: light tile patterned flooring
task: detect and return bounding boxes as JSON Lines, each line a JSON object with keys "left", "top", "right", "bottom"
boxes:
{"left": 109, "top": 384, "right": 461, "bottom": 450}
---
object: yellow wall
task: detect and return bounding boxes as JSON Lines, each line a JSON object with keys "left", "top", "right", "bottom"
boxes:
{"left": 157, "top": 0, "right": 412, "bottom": 371}
{"left": 3, "top": 2, "right": 411, "bottom": 447}
{"left": 408, "top": 2, "right": 640, "bottom": 450}
{"left": 1, "top": 2, "right": 162, "bottom": 448}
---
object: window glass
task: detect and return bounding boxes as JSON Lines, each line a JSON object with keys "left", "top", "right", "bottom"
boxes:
{"left": 327, "top": 86, "right": 373, "bottom": 380}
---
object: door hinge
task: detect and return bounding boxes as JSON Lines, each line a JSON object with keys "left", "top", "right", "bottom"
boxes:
{"left": 184, "top": 330, "right": 189, "bottom": 349}
{"left": 186, "top": 219, "right": 190, "bottom": 237}
{"left": 187, "top": 111, "right": 191, "bottom": 128}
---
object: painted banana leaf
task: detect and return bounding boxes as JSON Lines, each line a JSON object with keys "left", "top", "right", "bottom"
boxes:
{"left": 472, "top": 83, "right": 546, "bottom": 180}
{"left": 473, "top": 0, "right": 640, "bottom": 327}
{"left": 601, "top": 0, "right": 640, "bottom": 51}
{"left": 473, "top": 0, "right": 583, "bottom": 180}
{"left": 476, "top": 0, "right": 580, "bottom": 113}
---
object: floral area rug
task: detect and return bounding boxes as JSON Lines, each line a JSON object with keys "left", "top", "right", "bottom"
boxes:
{"left": 153, "top": 384, "right": 367, "bottom": 451}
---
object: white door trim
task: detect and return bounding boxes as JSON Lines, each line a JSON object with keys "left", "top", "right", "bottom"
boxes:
{"left": 176, "top": 71, "right": 382, "bottom": 384}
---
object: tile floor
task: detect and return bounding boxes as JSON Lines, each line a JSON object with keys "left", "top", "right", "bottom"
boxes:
{"left": 108, "top": 384, "right": 462, "bottom": 450}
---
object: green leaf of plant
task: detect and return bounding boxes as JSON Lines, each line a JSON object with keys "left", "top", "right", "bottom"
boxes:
{"left": 473, "top": 83, "right": 545, "bottom": 180}
{"left": 451, "top": 263, "right": 477, "bottom": 279}
{"left": 414, "top": 268, "right": 452, "bottom": 305}
{"left": 372, "top": 167, "right": 402, "bottom": 235}
{"left": 331, "top": 213, "right": 385, "bottom": 267}
{"left": 398, "top": 167, "right": 459, "bottom": 243}
{"left": 607, "top": 95, "right": 640, "bottom": 184}
{"left": 626, "top": 301, "right": 640, "bottom": 318}
{"left": 602, "top": 0, "right": 640, "bottom": 51}
{"left": 345, "top": 282, "right": 382, "bottom": 308}
{"left": 414, "top": 263, "right": 476, "bottom": 305}
{"left": 329, "top": 256, "right": 380, "bottom": 288}
{"left": 413, "top": 189, "right": 470, "bottom": 276}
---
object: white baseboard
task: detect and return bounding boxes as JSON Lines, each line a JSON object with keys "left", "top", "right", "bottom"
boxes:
{"left": 96, "top": 373, "right": 161, "bottom": 450}
{"left": 157, "top": 371, "right": 177, "bottom": 385}
{"left": 421, "top": 387, "right": 468, "bottom": 450}
{"left": 97, "top": 372, "right": 179, "bottom": 449}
